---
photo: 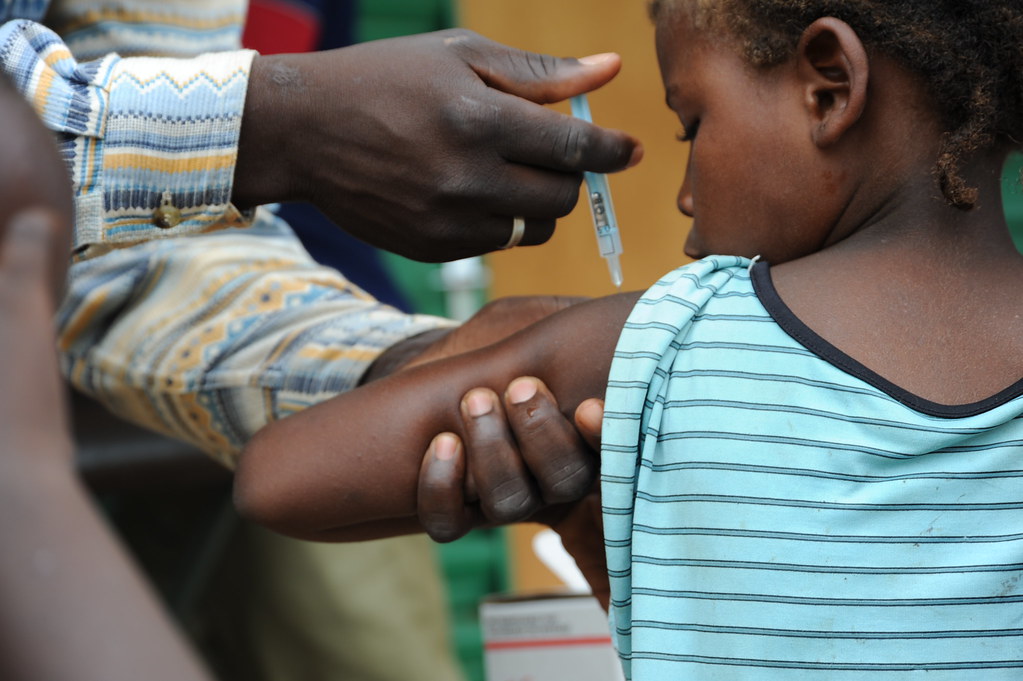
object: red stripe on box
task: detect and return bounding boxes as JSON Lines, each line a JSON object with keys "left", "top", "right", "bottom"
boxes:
{"left": 485, "top": 636, "right": 613, "bottom": 651}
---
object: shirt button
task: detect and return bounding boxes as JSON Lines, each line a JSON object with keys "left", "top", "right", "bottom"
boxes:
{"left": 154, "top": 192, "right": 182, "bottom": 229}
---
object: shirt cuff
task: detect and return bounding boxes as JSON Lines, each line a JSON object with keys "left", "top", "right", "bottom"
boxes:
{"left": 1, "top": 20, "right": 258, "bottom": 254}
{"left": 74, "top": 48, "right": 257, "bottom": 253}
{"left": 0, "top": 19, "right": 111, "bottom": 138}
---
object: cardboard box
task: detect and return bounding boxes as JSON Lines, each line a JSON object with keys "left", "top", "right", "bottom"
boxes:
{"left": 480, "top": 592, "right": 625, "bottom": 681}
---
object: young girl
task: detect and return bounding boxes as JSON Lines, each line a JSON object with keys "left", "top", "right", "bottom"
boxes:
{"left": 237, "top": 1, "right": 1023, "bottom": 677}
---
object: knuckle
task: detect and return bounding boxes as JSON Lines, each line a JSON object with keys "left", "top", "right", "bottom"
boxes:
{"left": 438, "top": 28, "right": 479, "bottom": 52}
{"left": 558, "top": 124, "right": 589, "bottom": 168}
{"left": 522, "top": 51, "right": 558, "bottom": 82}
{"left": 437, "top": 90, "right": 503, "bottom": 146}
{"left": 441, "top": 27, "right": 474, "bottom": 41}
{"left": 438, "top": 97, "right": 489, "bottom": 142}
{"left": 483, "top": 480, "right": 539, "bottom": 522}
{"left": 543, "top": 460, "right": 597, "bottom": 503}
{"left": 434, "top": 165, "right": 475, "bottom": 203}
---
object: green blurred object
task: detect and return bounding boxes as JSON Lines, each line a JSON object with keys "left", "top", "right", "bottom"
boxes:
{"left": 1004, "top": 152, "right": 1023, "bottom": 251}
{"left": 436, "top": 528, "right": 509, "bottom": 681}
{"left": 356, "top": 0, "right": 455, "bottom": 42}
{"left": 353, "top": 3, "right": 503, "bottom": 681}
{"left": 356, "top": 0, "right": 468, "bottom": 320}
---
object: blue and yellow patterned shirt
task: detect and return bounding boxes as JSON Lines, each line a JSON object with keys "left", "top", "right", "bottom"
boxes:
{"left": 1, "top": 0, "right": 454, "bottom": 467}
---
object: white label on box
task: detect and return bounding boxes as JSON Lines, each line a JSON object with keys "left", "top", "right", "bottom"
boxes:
{"left": 481, "top": 595, "right": 625, "bottom": 681}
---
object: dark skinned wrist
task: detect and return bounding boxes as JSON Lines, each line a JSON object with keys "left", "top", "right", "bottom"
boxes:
{"left": 234, "top": 54, "right": 309, "bottom": 210}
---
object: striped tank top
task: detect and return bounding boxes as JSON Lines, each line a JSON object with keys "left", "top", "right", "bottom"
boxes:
{"left": 601, "top": 255, "right": 1023, "bottom": 680}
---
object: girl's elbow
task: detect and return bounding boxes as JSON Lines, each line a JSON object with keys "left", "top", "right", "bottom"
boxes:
{"left": 231, "top": 467, "right": 267, "bottom": 527}
{"left": 233, "top": 436, "right": 293, "bottom": 534}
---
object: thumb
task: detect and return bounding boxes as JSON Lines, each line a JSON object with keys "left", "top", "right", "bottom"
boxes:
{"left": 573, "top": 398, "right": 605, "bottom": 452}
{"left": 471, "top": 47, "right": 623, "bottom": 104}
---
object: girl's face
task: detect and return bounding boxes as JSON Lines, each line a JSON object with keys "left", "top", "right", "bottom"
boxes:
{"left": 656, "top": 15, "right": 848, "bottom": 263}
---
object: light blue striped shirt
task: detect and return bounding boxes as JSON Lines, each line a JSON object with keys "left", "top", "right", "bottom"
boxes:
{"left": 602, "top": 255, "right": 1023, "bottom": 679}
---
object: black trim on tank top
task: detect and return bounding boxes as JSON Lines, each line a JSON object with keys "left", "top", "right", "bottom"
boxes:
{"left": 749, "top": 259, "right": 1023, "bottom": 419}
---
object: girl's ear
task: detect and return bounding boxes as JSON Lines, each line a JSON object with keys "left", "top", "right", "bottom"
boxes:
{"left": 796, "top": 17, "right": 868, "bottom": 148}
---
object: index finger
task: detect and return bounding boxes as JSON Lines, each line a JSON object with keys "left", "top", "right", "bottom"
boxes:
{"left": 418, "top": 433, "right": 478, "bottom": 543}
{"left": 493, "top": 95, "right": 642, "bottom": 174}
{"left": 503, "top": 377, "right": 598, "bottom": 505}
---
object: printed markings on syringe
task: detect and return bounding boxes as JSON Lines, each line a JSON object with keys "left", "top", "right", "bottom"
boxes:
{"left": 590, "top": 193, "right": 611, "bottom": 231}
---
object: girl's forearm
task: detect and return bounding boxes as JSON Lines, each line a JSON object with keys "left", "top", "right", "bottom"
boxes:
{"left": 234, "top": 291, "right": 641, "bottom": 540}
{"left": 235, "top": 342, "right": 531, "bottom": 540}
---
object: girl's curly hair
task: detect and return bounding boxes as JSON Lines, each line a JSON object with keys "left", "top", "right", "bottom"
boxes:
{"left": 650, "top": 0, "right": 1023, "bottom": 209}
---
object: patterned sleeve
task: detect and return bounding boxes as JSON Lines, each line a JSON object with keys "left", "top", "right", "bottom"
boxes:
{"left": 6, "top": 3, "right": 458, "bottom": 469}
{"left": 58, "top": 211, "right": 458, "bottom": 469}
{"left": 0, "top": 18, "right": 255, "bottom": 256}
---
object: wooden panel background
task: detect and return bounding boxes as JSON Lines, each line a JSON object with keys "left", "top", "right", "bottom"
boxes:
{"left": 457, "top": 0, "right": 694, "bottom": 592}
{"left": 462, "top": 0, "right": 692, "bottom": 298}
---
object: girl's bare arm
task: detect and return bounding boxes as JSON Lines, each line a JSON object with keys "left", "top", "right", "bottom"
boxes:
{"left": 234, "top": 291, "right": 641, "bottom": 541}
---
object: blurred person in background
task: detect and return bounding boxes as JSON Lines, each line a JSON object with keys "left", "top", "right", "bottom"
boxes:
{"left": 0, "top": 72, "right": 213, "bottom": 681}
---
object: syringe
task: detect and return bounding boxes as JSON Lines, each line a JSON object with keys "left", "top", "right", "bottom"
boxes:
{"left": 569, "top": 94, "right": 624, "bottom": 288}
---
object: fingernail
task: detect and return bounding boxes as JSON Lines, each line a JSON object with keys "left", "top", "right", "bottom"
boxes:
{"left": 579, "top": 52, "right": 615, "bottom": 66}
{"left": 507, "top": 377, "right": 538, "bottom": 405}
{"left": 465, "top": 391, "right": 494, "bottom": 418}
{"left": 627, "top": 143, "right": 645, "bottom": 169}
{"left": 433, "top": 434, "right": 459, "bottom": 462}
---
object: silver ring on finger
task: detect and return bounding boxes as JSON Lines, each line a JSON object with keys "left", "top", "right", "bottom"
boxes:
{"left": 501, "top": 216, "right": 526, "bottom": 250}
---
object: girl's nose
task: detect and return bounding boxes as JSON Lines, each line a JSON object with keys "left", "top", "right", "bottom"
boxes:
{"left": 676, "top": 149, "right": 695, "bottom": 217}
{"left": 677, "top": 173, "right": 694, "bottom": 218}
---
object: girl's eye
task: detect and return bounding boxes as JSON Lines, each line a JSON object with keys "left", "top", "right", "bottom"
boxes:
{"left": 676, "top": 119, "right": 700, "bottom": 143}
